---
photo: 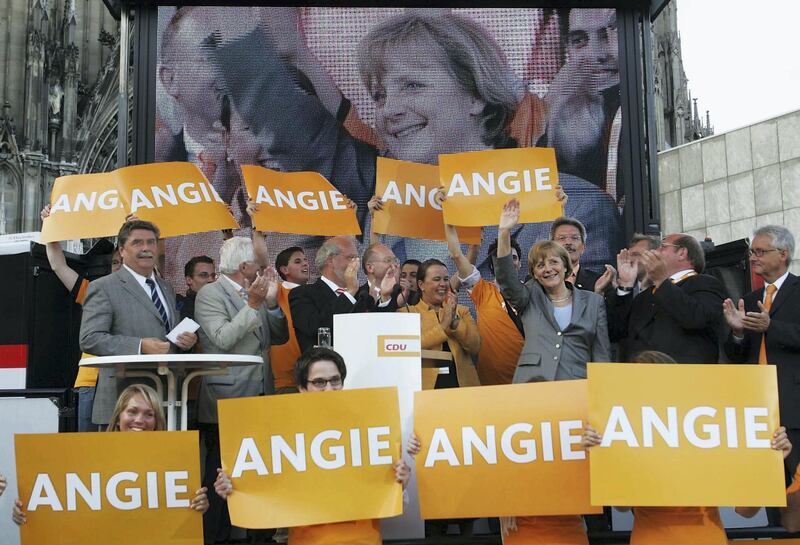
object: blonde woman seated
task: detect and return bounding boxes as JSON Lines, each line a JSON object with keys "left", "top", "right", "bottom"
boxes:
{"left": 398, "top": 259, "right": 481, "bottom": 388}
{"left": 12, "top": 384, "right": 208, "bottom": 525}
{"left": 495, "top": 199, "right": 610, "bottom": 383}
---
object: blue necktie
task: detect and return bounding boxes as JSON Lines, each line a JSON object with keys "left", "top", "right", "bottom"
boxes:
{"left": 146, "top": 278, "right": 170, "bottom": 335}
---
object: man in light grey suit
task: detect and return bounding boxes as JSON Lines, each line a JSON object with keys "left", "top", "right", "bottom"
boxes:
{"left": 80, "top": 220, "right": 198, "bottom": 425}
{"left": 193, "top": 236, "right": 288, "bottom": 543}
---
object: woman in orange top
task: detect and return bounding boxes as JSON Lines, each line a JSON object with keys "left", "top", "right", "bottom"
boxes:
{"left": 214, "top": 347, "right": 411, "bottom": 545}
{"left": 398, "top": 259, "right": 481, "bottom": 388}
{"left": 580, "top": 351, "right": 792, "bottom": 545}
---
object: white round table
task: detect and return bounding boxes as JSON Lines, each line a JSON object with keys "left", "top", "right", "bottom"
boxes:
{"left": 80, "top": 354, "right": 261, "bottom": 431}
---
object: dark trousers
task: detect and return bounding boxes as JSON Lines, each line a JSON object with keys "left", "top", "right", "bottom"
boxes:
{"left": 200, "top": 423, "right": 231, "bottom": 545}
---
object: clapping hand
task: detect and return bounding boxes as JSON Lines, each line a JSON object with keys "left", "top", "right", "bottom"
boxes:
{"left": 380, "top": 264, "right": 399, "bottom": 303}
{"left": 616, "top": 249, "right": 638, "bottom": 289}
{"left": 742, "top": 300, "right": 771, "bottom": 333}
{"left": 722, "top": 298, "right": 746, "bottom": 336}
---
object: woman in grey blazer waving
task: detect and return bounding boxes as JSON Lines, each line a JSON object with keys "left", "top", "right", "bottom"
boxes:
{"left": 495, "top": 199, "right": 610, "bottom": 382}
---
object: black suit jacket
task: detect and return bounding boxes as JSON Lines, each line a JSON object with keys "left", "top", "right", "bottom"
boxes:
{"left": 355, "top": 282, "right": 402, "bottom": 313}
{"left": 574, "top": 266, "right": 601, "bottom": 292}
{"left": 608, "top": 273, "right": 727, "bottom": 363}
{"left": 724, "top": 273, "right": 800, "bottom": 428}
{"left": 289, "top": 280, "right": 373, "bottom": 353}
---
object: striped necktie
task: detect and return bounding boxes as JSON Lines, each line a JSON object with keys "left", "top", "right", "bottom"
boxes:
{"left": 145, "top": 278, "right": 170, "bottom": 335}
{"left": 758, "top": 284, "right": 777, "bottom": 365}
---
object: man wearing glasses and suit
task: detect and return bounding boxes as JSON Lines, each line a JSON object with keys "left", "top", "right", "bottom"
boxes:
{"left": 724, "top": 225, "right": 800, "bottom": 473}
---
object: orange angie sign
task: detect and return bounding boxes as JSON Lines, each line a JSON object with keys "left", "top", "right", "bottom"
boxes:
{"left": 373, "top": 157, "right": 480, "bottom": 244}
{"left": 40, "top": 162, "right": 238, "bottom": 242}
{"left": 242, "top": 165, "right": 361, "bottom": 236}
{"left": 14, "top": 431, "right": 202, "bottom": 545}
{"left": 413, "top": 381, "right": 600, "bottom": 518}
{"left": 440, "top": 147, "right": 562, "bottom": 227}
{"left": 587, "top": 363, "right": 785, "bottom": 506}
{"left": 218, "top": 387, "right": 402, "bottom": 528}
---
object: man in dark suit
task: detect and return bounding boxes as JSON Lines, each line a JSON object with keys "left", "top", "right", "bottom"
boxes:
{"left": 609, "top": 232, "right": 727, "bottom": 363}
{"left": 550, "top": 216, "right": 603, "bottom": 292}
{"left": 355, "top": 243, "right": 406, "bottom": 313}
{"left": 289, "top": 236, "right": 375, "bottom": 352}
{"left": 80, "top": 220, "right": 198, "bottom": 425}
{"left": 723, "top": 225, "right": 800, "bottom": 471}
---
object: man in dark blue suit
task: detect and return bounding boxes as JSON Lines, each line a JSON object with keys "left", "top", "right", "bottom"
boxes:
{"left": 724, "top": 225, "right": 800, "bottom": 472}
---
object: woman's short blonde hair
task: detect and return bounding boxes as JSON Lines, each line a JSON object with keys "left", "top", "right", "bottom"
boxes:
{"left": 107, "top": 384, "right": 166, "bottom": 432}
{"left": 358, "top": 11, "right": 521, "bottom": 149}
{"left": 527, "top": 240, "right": 573, "bottom": 281}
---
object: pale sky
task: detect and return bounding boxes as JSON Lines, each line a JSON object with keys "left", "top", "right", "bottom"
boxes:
{"left": 677, "top": 0, "right": 800, "bottom": 134}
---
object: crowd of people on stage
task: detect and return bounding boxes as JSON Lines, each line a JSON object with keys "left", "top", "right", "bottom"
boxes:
{"left": 4, "top": 7, "right": 799, "bottom": 544}
{"left": 9, "top": 191, "right": 800, "bottom": 544}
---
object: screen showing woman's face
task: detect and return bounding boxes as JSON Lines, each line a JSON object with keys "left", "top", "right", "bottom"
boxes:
{"left": 372, "top": 46, "right": 485, "bottom": 165}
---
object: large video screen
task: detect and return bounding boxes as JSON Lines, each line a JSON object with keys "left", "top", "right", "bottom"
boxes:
{"left": 155, "top": 7, "right": 624, "bottom": 290}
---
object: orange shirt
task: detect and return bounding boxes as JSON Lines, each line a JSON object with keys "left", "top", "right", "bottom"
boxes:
{"left": 504, "top": 515, "right": 588, "bottom": 545}
{"left": 787, "top": 464, "right": 800, "bottom": 494}
{"left": 470, "top": 279, "right": 524, "bottom": 385}
{"left": 270, "top": 283, "right": 303, "bottom": 389}
{"left": 72, "top": 278, "right": 99, "bottom": 388}
{"left": 630, "top": 507, "right": 726, "bottom": 545}
{"left": 288, "top": 519, "right": 380, "bottom": 545}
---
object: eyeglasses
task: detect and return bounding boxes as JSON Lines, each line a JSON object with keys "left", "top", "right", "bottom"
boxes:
{"left": 194, "top": 272, "right": 217, "bottom": 279}
{"left": 660, "top": 242, "right": 680, "bottom": 249}
{"left": 749, "top": 248, "right": 780, "bottom": 258}
{"left": 369, "top": 257, "right": 399, "bottom": 265}
{"left": 554, "top": 235, "right": 582, "bottom": 243}
{"left": 307, "top": 376, "right": 342, "bottom": 389}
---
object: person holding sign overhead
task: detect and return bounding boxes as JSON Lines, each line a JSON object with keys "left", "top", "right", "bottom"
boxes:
{"left": 213, "top": 347, "right": 411, "bottom": 544}
{"left": 399, "top": 259, "right": 481, "bottom": 388}
{"left": 495, "top": 199, "right": 610, "bottom": 383}
{"left": 12, "top": 384, "right": 209, "bottom": 526}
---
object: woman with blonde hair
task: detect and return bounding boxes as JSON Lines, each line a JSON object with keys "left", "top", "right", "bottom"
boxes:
{"left": 12, "top": 384, "right": 208, "bottom": 525}
{"left": 495, "top": 198, "right": 610, "bottom": 383}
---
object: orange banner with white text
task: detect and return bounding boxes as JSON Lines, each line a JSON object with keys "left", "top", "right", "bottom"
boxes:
{"left": 14, "top": 431, "right": 202, "bottom": 545}
{"left": 373, "top": 157, "right": 480, "bottom": 243}
{"left": 440, "top": 147, "right": 562, "bottom": 227}
{"left": 40, "top": 162, "right": 238, "bottom": 242}
{"left": 218, "top": 387, "right": 402, "bottom": 528}
{"left": 413, "top": 381, "right": 601, "bottom": 518}
{"left": 587, "top": 363, "right": 784, "bottom": 507}
{"left": 242, "top": 165, "right": 361, "bottom": 236}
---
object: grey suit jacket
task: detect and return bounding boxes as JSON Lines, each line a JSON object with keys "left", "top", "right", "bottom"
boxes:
{"left": 79, "top": 267, "right": 179, "bottom": 425}
{"left": 194, "top": 276, "right": 289, "bottom": 423}
{"left": 495, "top": 254, "right": 610, "bottom": 382}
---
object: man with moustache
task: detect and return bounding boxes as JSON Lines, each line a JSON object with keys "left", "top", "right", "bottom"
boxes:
{"left": 724, "top": 225, "right": 800, "bottom": 472}
{"left": 289, "top": 236, "right": 375, "bottom": 353}
{"left": 80, "top": 220, "right": 198, "bottom": 426}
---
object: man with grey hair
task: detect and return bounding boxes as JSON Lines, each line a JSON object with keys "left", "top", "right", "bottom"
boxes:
{"left": 724, "top": 225, "right": 800, "bottom": 472}
{"left": 289, "top": 236, "right": 374, "bottom": 352}
{"left": 193, "top": 235, "right": 289, "bottom": 543}
{"left": 609, "top": 232, "right": 727, "bottom": 362}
